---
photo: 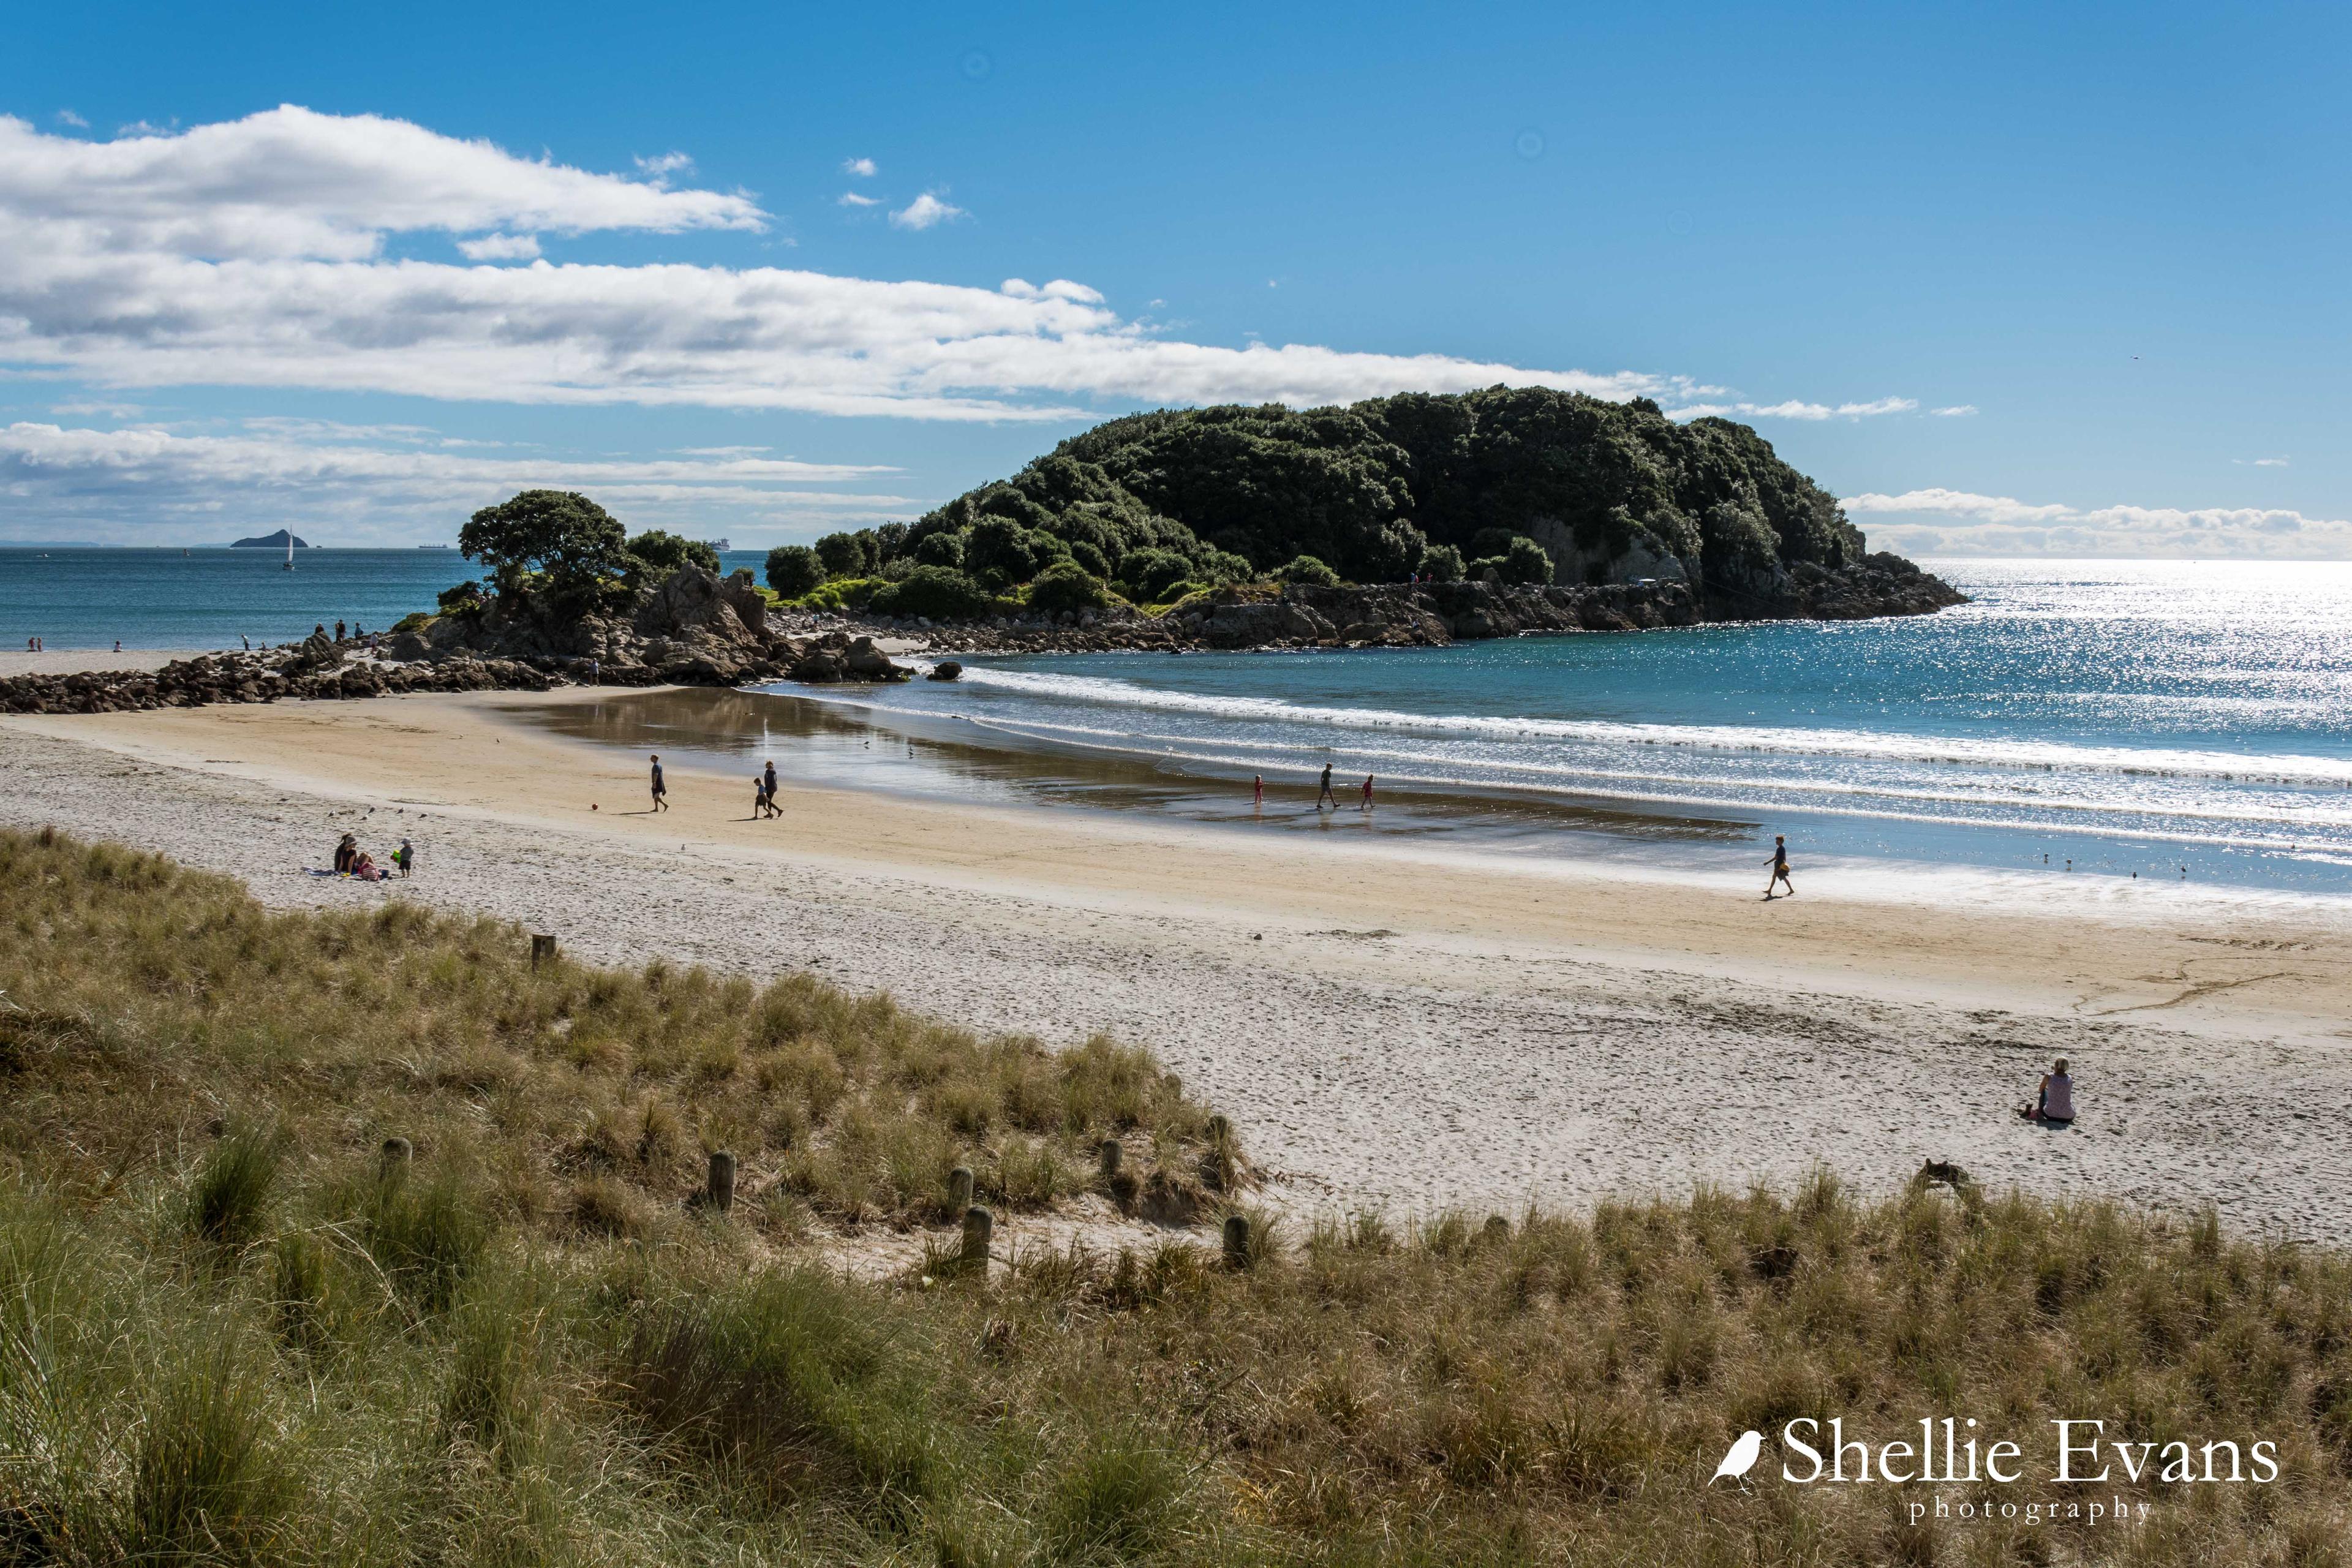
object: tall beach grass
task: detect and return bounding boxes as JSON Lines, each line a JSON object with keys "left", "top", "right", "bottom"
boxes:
{"left": 1, "top": 827, "right": 2347, "bottom": 1564}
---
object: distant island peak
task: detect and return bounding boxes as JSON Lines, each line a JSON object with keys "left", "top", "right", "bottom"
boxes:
{"left": 231, "top": 530, "right": 311, "bottom": 549}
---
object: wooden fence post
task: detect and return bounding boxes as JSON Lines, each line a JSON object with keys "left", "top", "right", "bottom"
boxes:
{"left": 962, "top": 1206, "right": 993, "bottom": 1273}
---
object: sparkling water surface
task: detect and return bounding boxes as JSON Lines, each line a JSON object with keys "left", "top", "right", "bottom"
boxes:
{"left": 777, "top": 560, "right": 2352, "bottom": 895}
{"left": 8, "top": 552, "right": 2348, "bottom": 894}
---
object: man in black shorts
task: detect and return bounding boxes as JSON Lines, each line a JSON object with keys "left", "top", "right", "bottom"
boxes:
{"left": 1763, "top": 834, "right": 1794, "bottom": 899}
{"left": 1316, "top": 763, "right": 1336, "bottom": 809}
{"left": 650, "top": 754, "right": 669, "bottom": 812}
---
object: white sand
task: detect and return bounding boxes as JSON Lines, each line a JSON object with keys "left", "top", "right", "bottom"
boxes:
{"left": 0, "top": 647, "right": 233, "bottom": 676}
{"left": 6, "top": 692, "right": 2351, "bottom": 1241}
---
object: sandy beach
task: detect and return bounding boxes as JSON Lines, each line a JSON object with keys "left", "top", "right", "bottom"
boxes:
{"left": 0, "top": 647, "right": 225, "bottom": 677}
{"left": 6, "top": 687, "right": 2350, "bottom": 1240}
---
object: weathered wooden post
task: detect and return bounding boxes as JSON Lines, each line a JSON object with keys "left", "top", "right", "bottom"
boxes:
{"left": 530, "top": 933, "right": 557, "bottom": 968}
{"left": 1098, "top": 1139, "right": 1122, "bottom": 1179}
{"left": 379, "top": 1136, "right": 412, "bottom": 1176}
{"left": 706, "top": 1150, "right": 737, "bottom": 1214}
{"left": 1223, "top": 1213, "right": 1251, "bottom": 1269}
{"left": 962, "top": 1205, "right": 993, "bottom": 1273}
{"left": 948, "top": 1165, "right": 974, "bottom": 1212}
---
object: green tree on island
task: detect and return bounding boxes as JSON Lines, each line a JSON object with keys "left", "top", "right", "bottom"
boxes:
{"left": 622, "top": 529, "right": 722, "bottom": 583}
{"left": 458, "top": 491, "right": 634, "bottom": 608}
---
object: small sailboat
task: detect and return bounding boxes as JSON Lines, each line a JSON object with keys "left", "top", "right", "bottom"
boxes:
{"left": 282, "top": 530, "right": 294, "bottom": 572}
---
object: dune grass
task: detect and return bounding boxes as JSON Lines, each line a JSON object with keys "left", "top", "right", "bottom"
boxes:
{"left": 2, "top": 827, "right": 2350, "bottom": 1564}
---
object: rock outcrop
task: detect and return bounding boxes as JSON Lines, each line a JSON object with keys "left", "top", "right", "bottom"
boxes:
{"left": 398, "top": 564, "right": 820, "bottom": 685}
{"left": 0, "top": 556, "right": 1961, "bottom": 719}
{"left": 0, "top": 636, "right": 556, "bottom": 717}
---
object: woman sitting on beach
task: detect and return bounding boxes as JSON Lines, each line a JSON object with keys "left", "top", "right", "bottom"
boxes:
{"left": 333, "top": 834, "right": 359, "bottom": 874}
{"left": 2020, "top": 1058, "right": 2074, "bottom": 1125}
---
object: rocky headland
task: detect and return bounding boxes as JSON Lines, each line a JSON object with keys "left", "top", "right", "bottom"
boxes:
{"left": 0, "top": 552, "right": 1961, "bottom": 717}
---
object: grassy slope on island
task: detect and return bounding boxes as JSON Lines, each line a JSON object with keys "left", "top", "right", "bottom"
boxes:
{"left": 3, "top": 829, "right": 2350, "bottom": 1565}
{"left": 792, "top": 388, "right": 1874, "bottom": 608}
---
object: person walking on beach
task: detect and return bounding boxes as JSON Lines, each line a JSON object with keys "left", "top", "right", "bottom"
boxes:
{"left": 762, "top": 760, "right": 778, "bottom": 817}
{"left": 1253, "top": 774, "right": 1264, "bottom": 808}
{"left": 1763, "top": 834, "right": 1795, "bottom": 900}
{"left": 1360, "top": 774, "right": 1375, "bottom": 812}
{"left": 650, "top": 754, "right": 669, "bottom": 812}
{"left": 1316, "top": 763, "right": 1336, "bottom": 810}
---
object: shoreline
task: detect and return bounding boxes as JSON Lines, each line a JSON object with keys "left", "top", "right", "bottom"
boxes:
{"left": 6, "top": 689, "right": 2352, "bottom": 1241}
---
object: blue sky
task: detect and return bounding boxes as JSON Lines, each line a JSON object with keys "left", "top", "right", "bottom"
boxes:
{"left": 2, "top": 1, "right": 2346, "bottom": 555}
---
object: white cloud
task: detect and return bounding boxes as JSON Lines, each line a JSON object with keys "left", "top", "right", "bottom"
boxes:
{"left": 1931, "top": 404, "right": 1978, "bottom": 417}
{"left": 889, "top": 191, "right": 966, "bottom": 230}
{"left": 0, "top": 108, "right": 1907, "bottom": 423}
{"left": 998, "top": 277, "right": 1104, "bottom": 304}
{"left": 842, "top": 156, "right": 876, "bottom": 178}
{"left": 633, "top": 151, "right": 694, "bottom": 180}
{"left": 456, "top": 232, "right": 541, "bottom": 261}
{"left": 0, "top": 421, "right": 919, "bottom": 544}
{"left": 837, "top": 190, "right": 880, "bottom": 207}
{"left": 0, "top": 106, "right": 763, "bottom": 263}
{"left": 56, "top": 110, "right": 88, "bottom": 129}
{"left": 1844, "top": 487, "right": 2352, "bottom": 558}
{"left": 2233, "top": 456, "right": 2290, "bottom": 467}
{"left": 50, "top": 399, "right": 143, "bottom": 418}
{"left": 1668, "top": 397, "right": 1917, "bottom": 421}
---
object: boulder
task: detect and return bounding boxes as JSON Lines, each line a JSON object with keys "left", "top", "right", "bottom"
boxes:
{"left": 927, "top": 660, "right": 964, "bottom": 682}
{"left": 843, "top": 638, "right": 912, "bottom": 682}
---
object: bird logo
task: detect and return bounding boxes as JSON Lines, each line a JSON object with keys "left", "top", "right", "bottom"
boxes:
{"left": 1711, "top": 1429, "right": 1765, "bottom": 1486}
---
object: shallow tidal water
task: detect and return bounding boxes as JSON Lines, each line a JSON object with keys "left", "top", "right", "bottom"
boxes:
{"left": 519, "top": 560, "right": 2352, "bottom": 899}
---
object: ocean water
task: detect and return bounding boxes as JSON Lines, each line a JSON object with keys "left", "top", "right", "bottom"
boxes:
{"left": 760, "top": 560, "right": 2352, "bottom": 896}
{"left": 0, "top": 546, "right": 774, "bottom": 650}
{"left": 9, "top": 551, "right": 2350, "bottom": 895}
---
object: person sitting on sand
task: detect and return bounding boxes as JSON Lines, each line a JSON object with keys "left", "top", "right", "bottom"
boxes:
{"left": 333, "top": 833, "right": 359, "bottom": 874}
{"left": 2020, "top": 1058, "right": 2075, "bottom": 1125}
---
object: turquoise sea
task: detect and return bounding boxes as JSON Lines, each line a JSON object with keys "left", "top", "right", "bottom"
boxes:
{"left": 0, "top": 546, "right": 774, "bottom": 650}
{"left": 8, "top": 551, "right": 2350, "bottom": 895}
